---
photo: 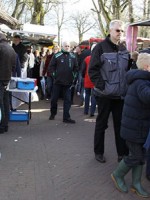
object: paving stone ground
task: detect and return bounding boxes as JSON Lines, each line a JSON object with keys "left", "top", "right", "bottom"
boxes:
{"left": 0, "top": 97, "right": 149, "bottom": 200}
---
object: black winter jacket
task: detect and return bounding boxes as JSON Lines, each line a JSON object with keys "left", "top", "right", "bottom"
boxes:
{"left": 12, "top": 42, "right": 28, "bottom": 68}
{"left": 0, "top": 38, "right": 16, "bottom": 81}
{"left": 48, "top": 50, "right": 78, "bottom": 86}
{"left": 121, "top": 69, "right": 150, "bottom": 143}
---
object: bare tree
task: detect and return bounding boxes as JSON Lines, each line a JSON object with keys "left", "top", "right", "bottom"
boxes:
{"left": 127, "top": 0, "right": 134, "bottom": 23}
{"left": 4, "top": 0, "right": 61, "bottom": 25}
{"left": 140, "top": 0, "right": 150, "bottom": 37}
{"left": 91, "top": 0, "right": 110, "bottom": 37}
{"left": 49, "top": 1, "right": 68, "bottom": 46}
{"left": 31, "top": 0, "right": 61, "bottom": 25}
{"left": 147, "top": 0, "right": 150, "bottom": 18}
{"left": 11, "top": 0, "right": 26, "bottom": 20}
{"left": 91, "top": 0, "right": 129, "bottom": 37}
{"left": 70, "top": 11, "right": 96, "bottom": 43}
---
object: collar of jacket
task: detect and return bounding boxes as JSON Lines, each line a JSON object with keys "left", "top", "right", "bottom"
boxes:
{"left": 106, "top": 35, "right": 126, "bottom": 51}
{"left": 61, "top": 49, "right": 70, "bottom": 54}
{"left": 106, "top": 35, "right": 118, "bottom": 48}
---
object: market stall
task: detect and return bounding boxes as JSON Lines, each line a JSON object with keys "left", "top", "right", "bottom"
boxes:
{"left": 126, "top": 19, "right": 150, "bottom": 52}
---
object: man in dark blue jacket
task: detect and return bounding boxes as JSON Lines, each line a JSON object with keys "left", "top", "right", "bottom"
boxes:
{"left": 48, "top": 41, "right": 78, "bottom": 123}
{"left": 135, "top": 47, "right": 150, "bottom": 182}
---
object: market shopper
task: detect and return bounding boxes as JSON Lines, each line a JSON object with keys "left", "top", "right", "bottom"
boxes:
{"left": 12, "top": 35, "right": 28, "bottom": 78}
{"left": 26, "top": 46, "right": 35, "bottom": 78}
{"left": 130, "top": 48, "right": 150, "bottom": 182}
{"left": 111, "top": 53, "right": 150, "bottom": 198}
{"left": 42, "top": 46, "right": 59, "bottom": 100}
{"left": 48, "top": 41, "right": 78, "bottom": 123}
{"left": 88, "top": 20, "right": 130, "bottom": 163}
{"left": 0, "top": 33, "right": 16, "bottom": 133}
{"left": 81, "top": 44, "right": 96, "bottom": 117}
{"left": 12, "top": 35, "right": 28, "bottom": 69}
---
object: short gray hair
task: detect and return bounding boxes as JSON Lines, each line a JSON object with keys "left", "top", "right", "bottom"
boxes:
{"left": 62, "top": 41, "right": 70, "bottom": 47}
{"left": 109, "top": 20, "right": 124, "bottom": 30}
{"left": 136, "top": 53, "right": 150, "bottom": 70}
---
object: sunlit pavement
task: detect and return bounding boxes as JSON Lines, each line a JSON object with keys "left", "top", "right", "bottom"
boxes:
{"left": 0, "top": 97, "right": 149, "bottom": 200}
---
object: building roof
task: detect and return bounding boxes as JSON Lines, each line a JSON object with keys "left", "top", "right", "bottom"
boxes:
{"left": 129, "top": 19, "right": 150, "bottom": 26}
{"left": 0, "top": 10, "right": 19, "bottom": 29}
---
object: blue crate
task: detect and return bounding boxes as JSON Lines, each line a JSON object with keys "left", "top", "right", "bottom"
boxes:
{"left": 17, "top": 81, "right": 35, "bottom": 90}
{"left": 9, "top": 111, "right": 29, "bottom": 121}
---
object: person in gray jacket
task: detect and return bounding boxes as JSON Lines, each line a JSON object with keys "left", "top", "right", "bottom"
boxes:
{"left": 88, "top": 20, "right": 130, "bottom": 163}
{"left": 0, "top": 32, "right": 16, "bottom": 133}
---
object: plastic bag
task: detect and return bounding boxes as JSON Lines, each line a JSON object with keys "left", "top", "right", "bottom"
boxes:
{"left": 40, "top": 77, "right": 46, "bottom": 96}
{"left": 9, "top": 79, "right": 17, "bottom": 89}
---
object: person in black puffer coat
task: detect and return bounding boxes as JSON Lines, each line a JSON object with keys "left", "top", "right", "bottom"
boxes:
{"left": 0, "top": 33, "right": 16, "bottom": 133}
{"left": 132, "top": 47, "right": 150, "bottom": 182}
{"left": 111, "top": 53, "right": 150, "bottom": 198}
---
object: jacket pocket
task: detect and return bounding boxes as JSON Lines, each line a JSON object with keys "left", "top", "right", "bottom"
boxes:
{"left": 101, "top": 53, "right": 119, "bottom": 83}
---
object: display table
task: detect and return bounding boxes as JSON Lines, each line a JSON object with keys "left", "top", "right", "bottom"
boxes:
{"left": 7, "top": 78, "right": 38, "bottom": 124}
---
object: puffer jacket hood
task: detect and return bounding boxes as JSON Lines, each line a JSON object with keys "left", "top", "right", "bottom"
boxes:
{"left": 126, "top": 69, "right": 150, "bottom": 85}
{"left": 0, "top": 33, "right": 7, "bottom": 41}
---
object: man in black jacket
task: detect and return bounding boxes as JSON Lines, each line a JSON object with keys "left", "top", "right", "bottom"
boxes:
{"left": 0, "top": 33, "right": 16, "bottom": 133}
{"left": 88, "top": 20, "right": 129, "bottom": 163}
{"left": 48, "top": 41, "right": 78, "bottom": 123}
{"left": 12, "top": 35, "right": 28, "bottom": 69}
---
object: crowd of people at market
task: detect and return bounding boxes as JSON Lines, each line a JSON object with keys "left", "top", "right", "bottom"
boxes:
{"left": 0, "top": 19, "right": 150, "bottom": 198}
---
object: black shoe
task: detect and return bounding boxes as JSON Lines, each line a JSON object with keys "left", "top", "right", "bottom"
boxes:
{"left": 49, "top": 115, "right": 55, "bottom": 120}
{"left": 5, "top": 126, "right": 8, "bottom": 132}
{"left": 79, "top": 102, "right": 84, "bottom": 107}
{"left": 95, "top": 154, "right": 106, "bottom": 163}
{"left": 0, "top": 129, "right": 5, "bottom": 134}
{"left": 63, "top": 118, "right": 76, "bottom": 124}
{"left": 90, "top": 114, "right": 94, "bottom": 117}
{"left": 118, "top": 156, "right": 123, "bottom": 162}
{"left": 146, "top": 175, "right": 150, "bottom": 181}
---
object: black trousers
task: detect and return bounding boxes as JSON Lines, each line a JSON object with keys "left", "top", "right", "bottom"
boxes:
{"left": 94, "top": 97, "right": 128, "bottom": 156}
{"left": 0, "top": 81, "right": 9, "bottom": 131}
{"left": 50, "top": 84, "right": 71, "bottom": 120}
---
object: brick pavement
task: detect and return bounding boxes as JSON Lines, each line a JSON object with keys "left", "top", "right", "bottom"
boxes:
{"left": 0, "top": 99, "right": 149, "bottom": 200}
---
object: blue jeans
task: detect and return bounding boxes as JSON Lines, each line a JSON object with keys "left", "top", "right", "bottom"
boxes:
{"left": 76, "top": 72, "right": 84, "bottom": 103}
{"left": 50, "top": 84, "right": 71, "bottom": 120}
{"left": 0, "top": 81, "right": 9, "bottom": 131}
{"left": 84, "top": 88, "right": 96, "bottom": 115}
